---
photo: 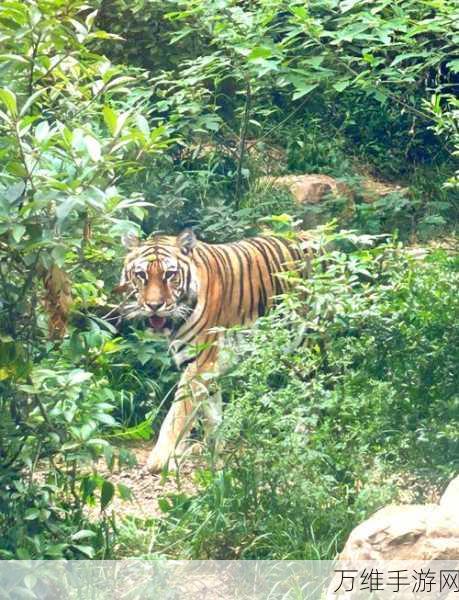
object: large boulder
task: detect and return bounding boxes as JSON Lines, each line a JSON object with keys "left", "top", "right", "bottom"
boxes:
{"left": 259, "top": 174, "right": 353, "bottom": 204}
{"left": 326, "top": 476, "right": 459, "bottom": 599}
{"left": 338, "top": 475, "right": 459, "bottom": 562}
{"left": 258, "top": 173, "right": 408, "bottom": 205}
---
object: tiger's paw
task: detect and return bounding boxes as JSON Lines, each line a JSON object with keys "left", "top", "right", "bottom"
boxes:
{"left": 144, "top": 448, "right": 173, "bottom": 475}
{"left": 188, "top": 441, "right": 204, "bottom": 456}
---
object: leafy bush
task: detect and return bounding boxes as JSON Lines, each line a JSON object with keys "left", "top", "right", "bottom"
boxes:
{"left": 100, "top": 0, "right": 458, "bottom": 234}
{"left": 0, "top": 0, "right": 168, "bottom": 558}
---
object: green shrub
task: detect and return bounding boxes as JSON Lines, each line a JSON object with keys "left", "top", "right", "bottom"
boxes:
{"left": 0, "top": 0, "right": 166, "bottom": 558}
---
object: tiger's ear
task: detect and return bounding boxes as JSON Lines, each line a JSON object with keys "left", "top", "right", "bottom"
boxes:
{"left": 121, "top": 232, "right": 140, "bottom": 248}
{"left": 178, "top": 228, "right": 197, "bottom": 255}
{"left": 114, "top": 266, "right": 131, "bottom": 294}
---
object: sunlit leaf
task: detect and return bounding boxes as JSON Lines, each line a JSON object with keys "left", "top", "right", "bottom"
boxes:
{"left": 291, "top": 81, "right": 318, "bottom": 100}
{"left": 35, "top": 120, "right": 50, "bottom": 142}
{"left": 247, "top": 47, "right": 273, "bottom": 60}
{"left": 103, "top": 105, "right": 118, "bottom": 135}
{"left": 333, "top": 80, "right": 351, "bottom": 92}
{"left": 71, "top": 530, "right": 96, "bottom": 541}
{"left": 85, "top": 135, "right": 101, "bottom": 161}
{"left": 0, "top": 88, "right": 17, "bottom": 116}
{"left": 12, "top": 224, "right": 26, "bottom": 242}
{"left": 0, "top": 54, "right": 29, "bottom": 65}
{"left": 135, "top": 114, "right": 150, "bottom": 137}
{"left": 19, "top": 88, "right": 48, "bottom": 117}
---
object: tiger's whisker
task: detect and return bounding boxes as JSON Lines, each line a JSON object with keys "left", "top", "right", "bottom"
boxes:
{"left": 102, "top": 289, "right": 136, "bottom": 320}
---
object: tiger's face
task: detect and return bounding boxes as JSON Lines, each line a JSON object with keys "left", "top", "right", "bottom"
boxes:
{"left": 120, "top": 230, "right": 198, "bottom": 333}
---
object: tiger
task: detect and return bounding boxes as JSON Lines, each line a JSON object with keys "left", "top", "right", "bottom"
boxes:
{"left": 119, "top": 228, "right": 313, "bottom": 473}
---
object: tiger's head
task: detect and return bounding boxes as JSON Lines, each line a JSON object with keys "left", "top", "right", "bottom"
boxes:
{"left": 119, "top": 229, "right": 198, "bottom": 334}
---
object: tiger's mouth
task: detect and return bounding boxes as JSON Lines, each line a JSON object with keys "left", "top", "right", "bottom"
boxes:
{"left": 148, "top": 315, "right": 169, "bottom": 332}
{"left": 145, "top": 303, "right": 192, "bottom": 333}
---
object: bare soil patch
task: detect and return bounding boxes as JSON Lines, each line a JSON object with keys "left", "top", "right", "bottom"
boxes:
{"left": 89, "top": 441, "right": 201, "bottom": 521}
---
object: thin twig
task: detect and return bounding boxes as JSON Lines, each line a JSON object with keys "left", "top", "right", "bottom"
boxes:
{"left": 33, "top": 53, "right": 71, "bottom": 87}
{"left": 0, "top": 260, "right": 15, "bottom": 334}
{"left": 235, "top": 79, "right": 251, "bottom": 206}
{"left": 27, "top": 29, "right": 42, "bottom": 99}
{"left": 246, "top": 96, "right": 309, "bottom": 151}
{"left": 14, "top": 121, "right": 36, "bottom": 194}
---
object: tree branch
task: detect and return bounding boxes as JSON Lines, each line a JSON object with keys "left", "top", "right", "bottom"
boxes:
{"left": 235, "top": 79, "right": 251, "bottom": 207}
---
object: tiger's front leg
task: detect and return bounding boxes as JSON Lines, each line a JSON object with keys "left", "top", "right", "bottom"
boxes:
{"left": 145, "top": 363, "right": 210, "bottom": 473}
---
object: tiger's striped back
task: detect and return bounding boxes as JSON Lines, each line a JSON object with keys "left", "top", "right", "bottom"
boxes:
{"left": 168, "top": 234, "right": 309, "bottom": 367}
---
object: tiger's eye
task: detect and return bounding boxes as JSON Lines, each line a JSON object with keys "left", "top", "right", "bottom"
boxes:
{"left": 135, "top": 271, "right": 147, "bottom": 282}
{"left": 165, "top": 270, "right": 177, "bottom": 280}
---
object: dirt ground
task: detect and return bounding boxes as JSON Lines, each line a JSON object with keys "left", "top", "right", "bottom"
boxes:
{"left": 92, "top": 441, "right": 201, "bottom": 521}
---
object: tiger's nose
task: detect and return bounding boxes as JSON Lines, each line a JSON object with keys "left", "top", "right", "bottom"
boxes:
{"left": 146, "top": 302, "right": 163, "bottom": 312}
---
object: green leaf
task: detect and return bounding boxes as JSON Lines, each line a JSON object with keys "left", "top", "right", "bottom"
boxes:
{"left": 51, "top": 245, "right": 67, "bottom": 267}
{"left": 421, "top": 215, "right": 446, "bottom": 226}
{"left": 71, "top": 545, "right": 95, "bottom": 558}
{"left": 0, "top": 88, "right": 17, "bottom": 116}
{"left": 371, "top": 88, "right": 388, "bottom": 103}
{"left": 104, "top": 76, "right": 135, "bottom": 90}
{"left": 291, "top": 82, "right": 318, "bottom": 100}
{"left": 35, "top": 120, "right": 50, "bottom": 143}
{"left": 85, "top": 9, "right": 98, "bottom": 29}
{"left": 333, "top": 80, "right": 351, "bottom": 92}
{"left": 56, "top": 197, "right": 80, "bottom": 225}
{"left": 71, "top": 129, "right": 86, "bottom": 152}
{"left": 117, "top": 483, "right": 133, "bottom": 501}
{"left": 20, "top": 88, "right": 48, "bottom": 117}
{"left": 68, "top": 370, "right": 92, "bottom": 385}
{"left": 0, "top": 54, "right": 29, "bottom": 65}
{"left": 301, "top": 56, "right": 325, "bottom": 68}
{"left": 391, "top": 52, "right": 429, "bottom": 67}
{"left": 446, "top": 59, "right": 459, "bottom": 74}
{"left": 104, "top": 445, "right": 115, "bottom": 470}
{"left": 158, "top": 497, "right": 171, "bottom": 513}
{"left": 290, "top": 6, "right": 308, "bottom": 20}
{"left": 12, "top": 224, "right": 26, "bottom": 242}
{"left": 45, "top": 544, "right": 68, "bottom": 558}
{"left": 100, "top": 480, "right": 115, "bottom": 510}
{"left": 16, "top": 548, "right": 31, "bottom": 560}
{"left": 24, "top": 508, "right": 40, "bottom": 520}
{"left": 247, "top": 47, "right": 273, "bottom": 61}
{"left": 5, "top": 181, "right": 25, "bottom": 204}
{"left": 0, "top": 108, "right": 11, "bottom": 124}
{"left": 85, "top": 136, "right": 101, "bottom": 162}
{"left": 114, "top": 111, "right": 129, "bottom": 137}
{"left": 103, "top": 105, "right": 118, "bottom": 135}
{"left": 250, "top": 58, "right": 279, "bottom": 76}
{"left": 95, "top": 412, "right": 117, "bottom": 426}
{"left": 135, "top": 114, "right": 150, "bottom": 137}
{"left": 71, "top": 530, "right": 96, "bottom": 541}
{"left": 340, "top": 0, "right": 362, "bottom": 12}
{"left": 81, "top": 476, "right": 98, "bottom": 502}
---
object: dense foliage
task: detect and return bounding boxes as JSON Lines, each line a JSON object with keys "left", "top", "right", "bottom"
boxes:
{"left": 0, "top": 0, "right": 457, "bottom": 560}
